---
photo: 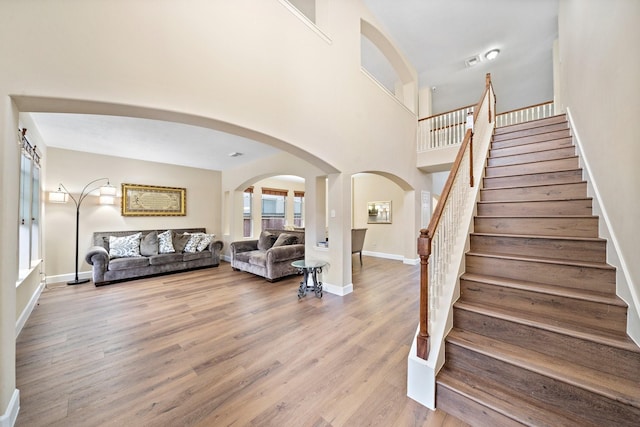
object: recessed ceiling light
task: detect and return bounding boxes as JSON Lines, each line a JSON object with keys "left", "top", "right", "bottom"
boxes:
{"left": 228, "top": 152, "right": 243, "bottom": 157}
{"left": 485, "top": 49, "right": 500, "bottom": 61}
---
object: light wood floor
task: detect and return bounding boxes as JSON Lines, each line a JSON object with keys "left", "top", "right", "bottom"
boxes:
{"left": 16, "top": 257, "right": 468, "bottom": 427}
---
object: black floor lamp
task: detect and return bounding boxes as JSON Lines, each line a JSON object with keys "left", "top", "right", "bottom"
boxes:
{"left": 49, "top": 178, "right": 116, "bottom": 285}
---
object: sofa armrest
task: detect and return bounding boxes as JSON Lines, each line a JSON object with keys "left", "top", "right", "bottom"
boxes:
{"left": 85, "top": 246, "right": 109, "bottom": 284}
{"left": 230, "top": 240, "right": 258, "bottom": 254}
{"left": 208, "top": 240, "right": 224, "bottom": 254}
{"left": 85, "top": 246, "right": 108, "bottom": 265}
{"left": 267, "top": 244, "right": 305, "bottom": 262}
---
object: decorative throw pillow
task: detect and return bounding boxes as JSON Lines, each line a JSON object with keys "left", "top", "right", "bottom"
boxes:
{"left": 257, "top": 231, "right": 277, "bottom": 251}
{"left": 140, "top": 230, "right": 159, "bottom": 256}
{"left": 172, "top": 232, "right": 191, "bottom": 253}
{"left": 101, "top": 236, "right": 110, "bottom": 252}
{"left": 196, "top": 233, "right": 215, "bottom": 252}
{"left": 183, "top": 233, "right": 203, "bottom": 253}
{"left": 273, "top": 233, "right": 298, "bottom": 247}
{"left": 109, "top": 232, "right": 142, "bottom": 259}
{"left": 158, "top": 230, "right": 175, "bottom": 254}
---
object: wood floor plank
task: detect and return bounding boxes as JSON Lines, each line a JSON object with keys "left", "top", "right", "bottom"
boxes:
{"left": 16, "top": 258, "right": 467, "bottom": 427}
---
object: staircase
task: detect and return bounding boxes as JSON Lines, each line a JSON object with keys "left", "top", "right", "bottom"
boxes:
{"left": 435, "top": 115, "right": 640, "bottom": 426}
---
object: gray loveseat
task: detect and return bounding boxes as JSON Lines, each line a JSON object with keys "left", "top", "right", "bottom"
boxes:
{"left": 85, "top": 228, "right": 223, "bottom": 285}
{"left": 230, "top": 229, "right": 305, "bottom": 281}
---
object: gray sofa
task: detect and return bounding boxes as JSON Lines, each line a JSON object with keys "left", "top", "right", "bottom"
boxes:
{"left": 230, "top": 229, "right": 305, "bottom": 281}
{"left": 85, "top": 228, "right": 223, "bottom": 285}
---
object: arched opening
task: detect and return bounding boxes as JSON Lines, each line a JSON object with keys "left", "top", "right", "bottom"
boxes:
{"left": 360, "top": 19, "right": 417, "bottom": 112}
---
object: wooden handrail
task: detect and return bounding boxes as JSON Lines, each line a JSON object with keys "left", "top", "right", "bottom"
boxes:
{"left": 418, "top": 103, "right": 475, "bottom": 123}
{"left": 428, "top": 121, "right": 467, "bottom": 132}
{"left": 416, "top": 73, "right": 493, "bottom": 360}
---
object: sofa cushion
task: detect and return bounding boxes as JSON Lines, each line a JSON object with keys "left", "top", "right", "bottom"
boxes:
{"left": 108, "top": 256, "right": 149, "bottom": 271}
{"left": 183, "top": 233, "right": 202, "bottom": 253}
{"left": 196, "top": 233, "right": 215, "bottom": 252}
{"left": 273, "top": 233, "right": 298, "bottom": 247}
{"left": 149, "top": 253, "right": 184, "bottom": 265}
{"left": 235, "top": 250, "right": 268, "bottom": 266}
{"left": 140, "top": 230, "right": 159, "bottom": 256}
{"left": 248, "top": 251, "right": 267, "bottom": 267}
{"left": 183, "top": 251, "right": 211, "bottom": 262}
{"left": 109, "top": 233, "right": 142, "bottom": 259}
{"left": 257, "top": 231, "right": 277, "bottom": 251}
{"left": 171, "top": 232, "right": 190, "bottom": 252}
{"left": 158, "top": 230, "right": 175, "bottom": 254}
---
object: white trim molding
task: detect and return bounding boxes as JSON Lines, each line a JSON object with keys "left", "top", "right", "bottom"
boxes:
{"left": 15, "top": 281, "right": 45, "bottom": 337}
{"left": 0, "top": 389, "right": 19, "bottom": 427}
{"left": 46, "top": 271, "right": 91, "bottom": 285}
{"left": 567, "top": 107, "right": 640, "bottom": 345}
{"left": 362, "top": 250, "right": 404, "bottom": 261}
{"left": 321, "top": 282, "right": 353, "bottom": 296}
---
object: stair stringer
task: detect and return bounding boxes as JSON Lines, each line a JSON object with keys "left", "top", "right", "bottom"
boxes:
{"left": 567, "top": 107, "right": 640, "bottom": 345}
{"left": 407, "top": 100, "right": 495, "bottom": 409}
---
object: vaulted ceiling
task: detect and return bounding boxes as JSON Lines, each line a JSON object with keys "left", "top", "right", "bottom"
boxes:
{"left": 28, "top": 1, "right": 558, "bottom": 171}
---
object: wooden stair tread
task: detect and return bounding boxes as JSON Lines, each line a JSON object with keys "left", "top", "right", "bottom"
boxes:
{"left": 486, "top": 155, "right": 578, "bottom": 169}
{"left": 475, "top": 214, "right": 597, "bottom": 219}
{"left": 483, "top": 167, "right": 582, "bottom": 178}
{"left": 461, "top": 272, "right": 624, "bottom": 305}
{"left": 478, "top": 198, "right": 592, "bottom": 204}
{"left": 466, "top": 251, "right": 615, "bottom": 270}
{"left": 470, "top": 232, "right": 605, "bottom": 243}
{"left": 436, "top": 368, "right": 590, "bottom": 427}
{"left": 489, "top": 145, "right": 574, "bottom": 160}
{"left": 480, "top": 181, "right": 587, "bottom": 191}
{"left": 454, "top": 301, "right": 639, "bottom": 352}
{"left": 447, "top": 329, "right": 640, "bottom": 409}
{"left": 494, "top": 125, "right": 569, "bottom": 138}
{"left": 492, "top": 132, "right": 572, "bottom": 147}
{"left": 494, "top": 115, "right": 567, "bottom": 134}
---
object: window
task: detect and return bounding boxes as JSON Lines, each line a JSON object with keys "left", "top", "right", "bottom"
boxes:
{"left": 243, "top": 187, "right": 253, "bottom": 237}
{"left": 261, "top": 187, "right": 287, "bottom": 230}
{"left": 294, "top": 191, "right": 304, "bottom": 227}
{"left": 19, "top": 130, "right": 41, "bottom": 277}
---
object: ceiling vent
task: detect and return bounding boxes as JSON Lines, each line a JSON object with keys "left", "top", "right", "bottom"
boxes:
{"left": 464, "top": 55, "right": 481, "bottom": 68}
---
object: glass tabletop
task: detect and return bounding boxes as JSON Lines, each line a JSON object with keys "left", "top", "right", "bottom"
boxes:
{"left": 291, "top": 260, "right": 327, "bottom": 269}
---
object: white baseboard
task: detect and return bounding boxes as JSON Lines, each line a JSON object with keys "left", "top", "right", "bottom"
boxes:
{"left": 362, "top": 251, "right": 419, "bottom": 265}
{"left": 0, "top": 389, "right": 19, "bottom": 427}
{"left": 46, "top": 271, "right": 92, "bottom": 284}
{"left": 15, "top": 281, "right": 45, "bottom": 337}
{"left": 362, "top": 250, "right": 403, "bottom": 261}
{"left": 567, "top": 108, "right": 640, "bottom": 345}
{"left": 321, "top": 281, "right": 353, "bottom": 296}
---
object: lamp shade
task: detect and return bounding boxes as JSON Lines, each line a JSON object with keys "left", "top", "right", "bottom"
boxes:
{"left": 99, "top": 183, "right": 117, "bottom": 196}
{"left": 49, "top": 190, "right": 69, "bottom": 203}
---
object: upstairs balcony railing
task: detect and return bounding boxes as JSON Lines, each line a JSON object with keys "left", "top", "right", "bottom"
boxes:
{"left": 417, "top": 105, "right": 474, "bottom": 152}
{"left": 496, "top": 100, "right": 555, "bottom": 128}
{"left": 417, "top": 101, "right": 555, "bottom": 156}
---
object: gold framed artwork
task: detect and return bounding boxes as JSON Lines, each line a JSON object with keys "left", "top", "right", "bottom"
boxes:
{"left": 121, "top": 183, "right": 186, "bottom": 216}
{"left": 367, "top": 201, "right": 391, "bottom": 224}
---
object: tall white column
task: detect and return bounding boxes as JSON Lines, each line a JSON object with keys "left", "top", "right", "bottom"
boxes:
{"left": 0, "top": 98, "right": 20, "bottom": 426}
{"left": 324, "top": 173, "right": 352, "bottom": 294}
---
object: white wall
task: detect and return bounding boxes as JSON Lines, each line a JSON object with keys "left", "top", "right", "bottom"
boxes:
{"left": 558, "top": 0, "right": 640, "bottom": 338}
{"left": 352, "top": 173, "right": 407, "bottom": 259}
{"left": 0, "top": 0, "right": 421, "bottom": 419}
{"left": 45, "top": 148, "right": 221, "bottom": 280}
